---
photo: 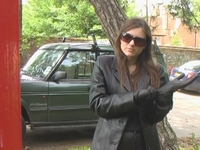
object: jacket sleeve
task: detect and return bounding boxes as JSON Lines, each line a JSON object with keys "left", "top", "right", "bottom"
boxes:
{"left": 145, "top": 64, "right": 173, "bottom": 124}
{"left": 89, "top": 56, "right": 138, "bottom": 119}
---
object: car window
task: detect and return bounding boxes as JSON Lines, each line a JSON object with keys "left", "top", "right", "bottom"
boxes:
{"left": 57, "top": 51, "right": 95, "bottom": 79}
{"left": 21, "top": 49, "right": 64, "bottom": 78}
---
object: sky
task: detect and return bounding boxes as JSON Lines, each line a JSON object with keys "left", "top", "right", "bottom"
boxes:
{"left": 135, "top": 0, "right": 170, "bottom": 8}
{"left": 135, "top": 0, "right": 170, "bottom": 17}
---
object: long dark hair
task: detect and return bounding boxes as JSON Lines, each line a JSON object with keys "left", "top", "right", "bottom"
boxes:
{"left": 114, "top": 17, "right": 160, "bottom": 90}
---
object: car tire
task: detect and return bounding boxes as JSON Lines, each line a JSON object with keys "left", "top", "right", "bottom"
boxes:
{"left": 22, "top": 117, "right": 26, "bottom": 139}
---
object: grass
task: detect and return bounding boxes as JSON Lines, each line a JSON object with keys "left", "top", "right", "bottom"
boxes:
{"left": 178, "top": 133, "right": 200, "bottom": 150}
{"left": 191, "top": 133, "right": 200, "bottom": 150}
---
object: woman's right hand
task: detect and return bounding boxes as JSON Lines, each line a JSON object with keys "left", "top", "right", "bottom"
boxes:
{"left": 133, "top": 86, "right": 157, "bottom": 106}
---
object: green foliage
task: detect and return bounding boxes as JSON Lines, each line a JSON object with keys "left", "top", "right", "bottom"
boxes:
{"left": 119, "top": 0, "right": 138, "bottom": 18}
{"left": 179, "top": 133, "right": 200, "bottom": 150}
{"left": 22, "top": 0, "right": 103, "bottom": 37}
{"left": 21, "top": 0, "right": 138, "bottom": 55}
{"left": 65, "top": 1, "right": 105, "bottom": 37}
{"left": 168, "top": 0, "right": 200, "bottom": 30}
{"left": 191, "top": 133, "right": 200, "bottom": 150}
{"left": 170, "top": 32, "right": 185, "bottom": 46}
{"left": 21, "top": 0, "right": 105, "bottom": 53}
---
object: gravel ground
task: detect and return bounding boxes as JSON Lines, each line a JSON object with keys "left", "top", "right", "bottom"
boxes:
{"left": 168, "top": 90, "right": 200, "bottom": 138}
{"left": 168, "top": 90, "right": 200, "bottom": 149}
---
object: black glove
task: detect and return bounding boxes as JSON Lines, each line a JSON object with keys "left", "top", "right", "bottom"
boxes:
{"left": 159, "top": 73, "right": 199, "bottom": 94}
{"left": 134, "top": 86, "right": 157, "bottom": 106}
{"left": 154, "top": 73, "right": 198, "bottom": 107}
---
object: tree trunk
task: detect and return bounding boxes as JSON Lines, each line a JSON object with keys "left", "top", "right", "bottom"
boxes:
{"left": 157, "top": 117, "right": 179, "bottom": 149}
{"left": 89, "top": 0, "right": 179, "bottom": 149}
{"left": 89, "top": 0, "right": 128, "bottom": 46}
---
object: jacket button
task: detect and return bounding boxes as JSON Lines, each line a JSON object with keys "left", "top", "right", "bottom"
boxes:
{"left": 143, "top": 126, "right": 147, "bottom": 130}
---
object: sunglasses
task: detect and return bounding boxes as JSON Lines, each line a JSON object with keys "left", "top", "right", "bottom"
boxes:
{"left": 121, "top": 32, "right": 146, "bottom": 47}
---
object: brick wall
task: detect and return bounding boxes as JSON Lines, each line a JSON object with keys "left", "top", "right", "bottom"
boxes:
{"left": 150, "top": 8, "right": 200, "bottom": 47}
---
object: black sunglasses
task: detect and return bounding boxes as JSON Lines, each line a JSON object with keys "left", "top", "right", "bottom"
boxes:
{"left": 121, "top": 32, "right": 146, "bottom": 47}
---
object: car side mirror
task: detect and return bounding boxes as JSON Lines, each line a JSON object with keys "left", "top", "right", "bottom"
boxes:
{"left": 52, "top": 71, "right": 67, "bottom": 82}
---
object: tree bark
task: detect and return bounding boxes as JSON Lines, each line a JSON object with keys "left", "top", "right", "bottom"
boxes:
{"left": 89, "top": 0, "right": 128, "bottom": 46}
{"left": 89, "top": 0, "right": 179, "bottom": 149}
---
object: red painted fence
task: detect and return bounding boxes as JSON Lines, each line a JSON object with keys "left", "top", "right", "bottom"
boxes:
{"left": 0, "top": 1, "right": 22, "bottom": 150}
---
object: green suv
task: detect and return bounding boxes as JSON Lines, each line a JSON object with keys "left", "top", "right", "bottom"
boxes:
{"left": 20, "top": 40, "right": 114, "bottom": 137}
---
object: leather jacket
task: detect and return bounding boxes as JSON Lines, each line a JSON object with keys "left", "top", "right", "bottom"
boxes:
{"left": 89, "top": 55, "right": 173, "bottom": 150}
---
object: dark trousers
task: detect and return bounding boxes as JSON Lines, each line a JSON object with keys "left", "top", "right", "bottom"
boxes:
{"left": 117, "top": 131, "right": 146, "bottom": 150}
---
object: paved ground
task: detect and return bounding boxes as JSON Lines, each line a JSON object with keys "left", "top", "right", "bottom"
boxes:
{"left": 168, "top": 90, "right": 200, "bottom": 137}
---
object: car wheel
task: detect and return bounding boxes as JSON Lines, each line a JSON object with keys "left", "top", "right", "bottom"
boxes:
{"left": 22, "top": 117, "right": 26, "bottom": 139}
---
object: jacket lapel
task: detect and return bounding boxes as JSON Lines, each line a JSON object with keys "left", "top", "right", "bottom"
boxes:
{"left": 112, "top": 56, "right": 131, "bottom": 91}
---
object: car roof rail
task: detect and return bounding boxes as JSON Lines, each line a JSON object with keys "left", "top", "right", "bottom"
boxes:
{"left": 91, "top": 34, "right": 98, "bottom": 49}
{"left": 62, "top": 37, "right": 66, "bottom": 42}
{"left": 91, "top": 34, "right": 101, "bottom": 59}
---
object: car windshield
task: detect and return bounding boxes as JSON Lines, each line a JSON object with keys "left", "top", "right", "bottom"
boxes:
{"left": 21, "top": 49, "right": 64, "bottom": 78}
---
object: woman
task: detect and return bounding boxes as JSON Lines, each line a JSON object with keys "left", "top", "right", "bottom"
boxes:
{"left": 89, "top": 17, "right": 198, "bottom": 150}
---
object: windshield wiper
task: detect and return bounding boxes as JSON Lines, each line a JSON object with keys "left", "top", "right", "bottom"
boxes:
{"left": 20, "top": 69, "right": 30, "bottom": 75}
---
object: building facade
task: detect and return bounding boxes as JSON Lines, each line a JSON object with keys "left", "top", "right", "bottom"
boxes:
{"left": 145, "top": 4, "right": 199, "bottom": 47}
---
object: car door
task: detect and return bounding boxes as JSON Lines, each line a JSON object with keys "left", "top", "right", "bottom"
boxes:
{"left": 21, "top": 78, "right": 48, "bottom": 123}
{"left": 20, "top": 48, "right": 65, "bottom": 123}
{"left": 48, "top": 50, "right": 97, "bottom": 122}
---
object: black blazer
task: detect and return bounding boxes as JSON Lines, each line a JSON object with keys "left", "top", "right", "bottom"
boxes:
{"left": 89, "top": 55, "right": 173, "bottom": 150}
